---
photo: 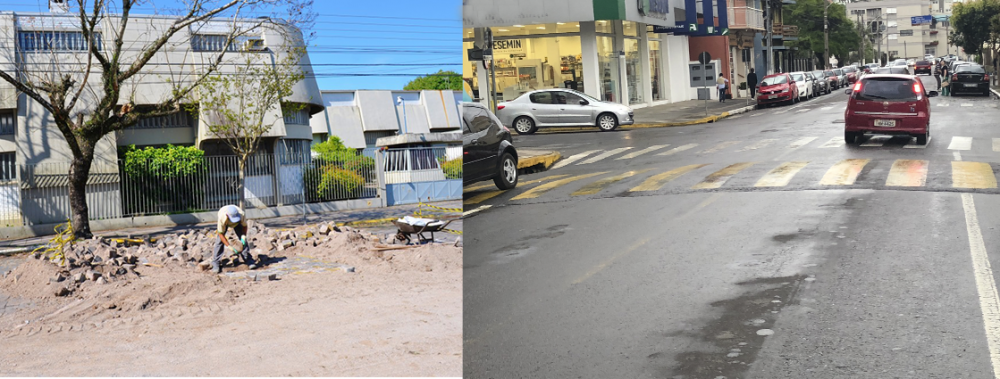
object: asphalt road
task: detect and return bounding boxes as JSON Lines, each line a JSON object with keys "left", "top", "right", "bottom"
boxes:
{"left": 463, "top": 77, "right": 1000, "bottom": 378}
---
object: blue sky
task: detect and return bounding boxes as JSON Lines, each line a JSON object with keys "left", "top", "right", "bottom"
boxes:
{"left": 0, "top": 0, "right": 461, "bottom": 90}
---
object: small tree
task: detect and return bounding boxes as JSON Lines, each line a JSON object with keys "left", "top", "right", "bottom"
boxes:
{"left": 195, "top": 48, "right": 306, "bottom": 209}
{"left": 403, "top": 70, "right": 463, "bottom": 91}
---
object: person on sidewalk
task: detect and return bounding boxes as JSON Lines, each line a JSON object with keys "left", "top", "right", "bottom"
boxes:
{"left": 747, "top": 68, "right": 758, "bottom": 100}
{"left": 213, "top": 204, "right": 257, "bottom": 273}
{"left": 717, "top": 74, "right": 729, "bottom": 103}
{"left": 941, "top": 67, "right": 951, "bottom": 96}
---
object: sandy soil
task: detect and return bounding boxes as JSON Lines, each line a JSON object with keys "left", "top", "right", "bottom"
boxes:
{"left": 0, "top": 225, "right": 462, "bottom": 376}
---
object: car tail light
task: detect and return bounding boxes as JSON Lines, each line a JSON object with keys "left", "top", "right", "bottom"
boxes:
{"left": 986, "top": 74, "right": 991, "bottom": 82}
{"left": 852, "top": 81, "right": 862, "bottom": 92}
{"left": 497, "top": 105, "right": 505, "bottom": 110}
{"left": 953, "top": 74, "right": 958, "bottom": 82}
{"left": 913, "top": 82, "right": 922, "bottom": 94}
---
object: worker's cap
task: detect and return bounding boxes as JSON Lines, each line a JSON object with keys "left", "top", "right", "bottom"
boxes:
{"left": 225, "top": 205, "right": 241, "bottom": 223}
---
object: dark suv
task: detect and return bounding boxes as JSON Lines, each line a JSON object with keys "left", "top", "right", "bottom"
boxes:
{"left": 463, "top": 102, "right": 518, "bottom": 190}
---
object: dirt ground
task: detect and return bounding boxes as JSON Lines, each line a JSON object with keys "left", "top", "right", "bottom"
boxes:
{"left": 0, "top": 223, "right": 462, "bottom": 376}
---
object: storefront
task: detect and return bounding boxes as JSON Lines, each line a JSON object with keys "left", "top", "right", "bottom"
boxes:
{"left": 463, "top": 1, "right": 696, "bottom": 109}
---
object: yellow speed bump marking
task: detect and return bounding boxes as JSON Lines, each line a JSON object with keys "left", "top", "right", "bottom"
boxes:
{"left": 952, "top": 161, "right": 997, "bottom": 189}
{"left": 819, "top": 159, "right": 871, "bottom": 186}
{"left": 511, "top": 172, "right": 608, "bottom": 200}
{"left": 463, "top": 175, "right": 571, "bottom": 205}
{"left": 629, "top": 164, "right": 709, "bottom": 192}
{"left": 692, "top": 162, "right": 756, "bottom": 189}
{"left": 699, "top": 141, "right": 740, "bottom": 154}
{"left": 755, "top": 161, "right": 809, "bottom": 187}
{"left": 572, "top": 169, "right": 651, "bottom": 196}
{"left": 657, "top": 143, "right": 699, "bottom": 156}
{"left": 885, "top": 159, "right": 929, "bottom": 187}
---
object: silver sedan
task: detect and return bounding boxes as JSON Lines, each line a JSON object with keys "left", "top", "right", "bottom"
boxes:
{"left": 495, "top": 89, "right": 635, "bottom": 135}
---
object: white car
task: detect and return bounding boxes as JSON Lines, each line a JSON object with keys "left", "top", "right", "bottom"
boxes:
{"left": 790, "top": 71, "right": 814, "bottom": 100}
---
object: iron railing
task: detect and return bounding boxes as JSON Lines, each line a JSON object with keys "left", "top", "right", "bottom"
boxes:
{"left": 383, "top": 146, "right": 461, "bottom": 184}
{"left": 728, "top": 5, "right": 765, "bottom": 30}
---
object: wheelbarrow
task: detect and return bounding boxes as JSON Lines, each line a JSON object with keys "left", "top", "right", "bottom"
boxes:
{"left": 392, "top": 216, "right": 455, "bottom": 244}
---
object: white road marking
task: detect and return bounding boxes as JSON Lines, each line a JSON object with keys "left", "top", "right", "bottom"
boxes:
{"left": 960, "top": 192, "right": 1000, "bottom": 379}
{"left": 736, "top": 139, "right": 777, "bottom": 152}
{"left": 788, "top": 137, "right": 818, "bottom": 149}
{"left": 860, "top": 136, "right": 891, "bottom": 147}
{"left": 819, "top": 137, "right": 845, "bottom": 148}
{"left": 551, "top": 150, "right": 599, "bottom": 169}
{"left": 955, "top": 151, "right": 963, "bottom": 161}
{"left": 750, "top": 113, "right": 764, "bottom": 117}
{"left": 657, "top": 143, "right": 699, "bottom": 156}
{"left": 939, "top": 102, "right": 951, "bottom": 107}
{"left": 949, "top": 136, "right": 973, "bottom": 151}
{"left": 903, "top": 137, "right": 931, "bottom": 149}
{"left": 820, "top": 106, "right": 834, "bottom": 111}
{"left": 616, "top": 145, "right": 670, "bottom": 160}
{"left": 962, "top": 103, "right": 974, "bottom": 107}
{"left": 993, "top": 138, "right": 1000, "bottom": 152}
{"left": 577, "top": 147, "right": 633, "bottom": 165}
{"left": 729, "top": 115, "right": 744, "bottom": 120}
{"left": 796, "top": 108, "right": 812, "bottom": 113}
{"left": 462, "top": 205, "right": 492, "bottom": 217}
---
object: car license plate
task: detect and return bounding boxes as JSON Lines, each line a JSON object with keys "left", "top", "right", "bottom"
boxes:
{"left": 874, "top": 119, "right": 896, "bottom": 127}
{"left": 965, "top": 83, "right": 978, "bottom": 88}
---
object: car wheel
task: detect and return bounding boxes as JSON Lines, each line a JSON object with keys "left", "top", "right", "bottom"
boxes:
{"left": 493, "top": 152, "right": 518, "bottom": 190}
{"left": 513, "top": 116, "right": 537, "bottom": 135}
{"left": 845, "top": 131, "right": 861, "bottom": 145}
{"left": 596, "top": 113, "right": 619, "bottom": 132}
{"left": 916, "top": 131, "right": 928, "bottom": 145}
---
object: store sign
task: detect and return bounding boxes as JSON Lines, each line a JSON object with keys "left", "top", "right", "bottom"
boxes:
{"left": 492, "top": 39, "right": 525, "bottom": 56}
{"left": 638, "top": 0, "right": 670, "bottom": 19}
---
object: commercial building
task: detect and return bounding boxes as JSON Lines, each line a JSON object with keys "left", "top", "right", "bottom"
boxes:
{"left": 845, "top": 0, "right": 959, "bottom": 62}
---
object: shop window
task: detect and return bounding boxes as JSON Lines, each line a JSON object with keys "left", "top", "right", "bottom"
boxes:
{"left": 623, "top": 21, "right": 638, "bottom": 37}
{"left": 650, "top": 40, "right": 663, "bottom": 101}
{"left": 491, "top": 36, "right": 585, "bottom": 101}
{"left": 597, "top": 36, "right": 619, "bottom": 102}
{"left": 625, "top": 38, "right": 643, "bottom": 104}
{"left": 595, "top": 20, "right": 613, "bottom": 34}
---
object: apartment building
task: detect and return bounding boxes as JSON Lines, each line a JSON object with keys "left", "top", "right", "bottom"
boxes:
{"left": 845, "top": 0, "right": 958, "bottom": 62}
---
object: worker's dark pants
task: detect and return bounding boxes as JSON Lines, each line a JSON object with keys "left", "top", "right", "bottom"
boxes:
{"left": 213, "top": 225, "right": 253, "bottom": 266}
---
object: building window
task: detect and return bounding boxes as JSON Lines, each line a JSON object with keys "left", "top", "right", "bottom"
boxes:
{"left": 278, "top": 139, "right": 310, "bottom": 164}
{"left": 131, "top": 111, "right": 193, "bottom": 129}
{"left": 364, "top": 130, "right": 396, "bottom": 146}
{"left": 18, "top": 31, "right": 100, "bottom": 52}
{"left": 0, "top": 112, "right": 13, "bottom": 135}
{"left": 925, "top": 47, "right": 936, "bottom": 55}
{"left": 597, "top": 36, "right": 619, "bottom": 102}
{"left": 283, "top": 109, "right": 309, "bottom": 125}
{"left": 595, "top": 20, "right": 613, "bottom": 34}
{"left": 886, "top": 7, "right": 897, "bottom": 14}
{"left": 0, "top": 152, "right": 13, "bottom": 182}
{"left": 191, "top": 34, "right": 265, "bottom": 52}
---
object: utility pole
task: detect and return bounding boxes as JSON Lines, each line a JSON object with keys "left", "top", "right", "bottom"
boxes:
{"left": 766, "top": 0, "right": 774, "bottom": 74}
{"left": 824, "top": 2, "right": 834, "bottom": 69}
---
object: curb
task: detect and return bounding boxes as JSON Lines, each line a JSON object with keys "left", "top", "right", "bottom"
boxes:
{"left": 518, "top": 151, "right": 561, "bottom": 170}
{"left": 991, "top": 88, "right": 1000, "bottom": 98}
{"left": 626, "top": 104, "right": 756, "bottom": 129}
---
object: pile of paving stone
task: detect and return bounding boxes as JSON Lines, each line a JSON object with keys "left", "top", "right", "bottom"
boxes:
{"left": 28, "top": 220, "right": 386, "bottom": 296}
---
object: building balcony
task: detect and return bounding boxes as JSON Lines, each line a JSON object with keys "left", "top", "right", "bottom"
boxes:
{"left": 927, "top": 40, "right": 939, "bottom": 46}
{"left": 728, "top": 6, "right": 765, "bottom": 31}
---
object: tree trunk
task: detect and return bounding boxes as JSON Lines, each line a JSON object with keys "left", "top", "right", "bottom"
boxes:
{"left": 237, "top": 158, "right": 246, "bottom": 210}
{"left": 68, "top": 143, "right": 95, "bottom": 238}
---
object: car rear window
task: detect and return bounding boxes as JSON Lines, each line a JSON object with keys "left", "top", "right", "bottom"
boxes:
{"left": 956, "top": 66, "right": 986, "bottom": 74}
{"left": 760, "top": 75, "right": 787, "bottom": 85}
{"left": 825, "top": 71, "right": 836, "bottom": 77}
{"left": 857, "top": 78, "right": 918, "bottom": 101}
{"left": 916, "top": 61, "right": 930, "bottom": 65}
{"left": 843, "top": 68, "right": 856, "bottom": 73}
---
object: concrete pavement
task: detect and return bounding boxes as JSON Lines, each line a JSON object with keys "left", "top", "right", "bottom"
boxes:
{"left": 631, "top": 97, "right": 758, "bottom": 127}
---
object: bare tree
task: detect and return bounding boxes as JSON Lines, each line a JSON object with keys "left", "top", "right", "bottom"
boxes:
{"left": 195, "top": 46, "right": 305, "bottom": 209}
{"left": 0, "top": 0, "right": 312, "bottom": 237}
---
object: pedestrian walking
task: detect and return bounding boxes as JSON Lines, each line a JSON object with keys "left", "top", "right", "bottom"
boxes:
{"left": 941, "top": 67, "right": 951, "bottom": 96}
{"left": 717, "top": 73, "right": 729, "bottom": 103}
{"left": 747, "top": 68, "right": 759, "bottom": 100}
{"left": 212, "top": 204, "right": 257, "bottom": 273}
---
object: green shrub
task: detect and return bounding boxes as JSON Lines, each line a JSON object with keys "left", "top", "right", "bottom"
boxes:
{"left": 343, "top": 155, "right": 376, "bottom": 176}
{"left": 120, "top": 144, "right": 206, "bottom": 214}
{"left": 441, "top": 158, "right": 462, "bottom": 179}
{"left": 305, "top": 166, "right": 365, "bottom": 202}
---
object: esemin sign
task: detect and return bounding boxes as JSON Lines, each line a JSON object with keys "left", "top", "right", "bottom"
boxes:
{"left": 639, "top": 0, "right": 670, "bottom": 19}
{"left": 493, "top": 39, "right": 525, "bottom": 55}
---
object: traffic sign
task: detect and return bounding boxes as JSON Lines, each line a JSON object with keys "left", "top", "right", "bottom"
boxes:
{"left": 911, "top": 15, "right": 933, "bottom": 26}
{"left": 698, "top": 51, "right": 712, "bottom": 64}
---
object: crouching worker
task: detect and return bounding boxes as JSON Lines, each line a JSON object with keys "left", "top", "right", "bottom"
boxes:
{"left": 213, "top": 204, "right": 257, "bottom": 273}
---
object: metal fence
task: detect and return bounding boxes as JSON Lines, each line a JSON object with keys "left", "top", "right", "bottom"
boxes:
{"left": 5, "top": 148, "right": 381, "bottom": 226}
{"left": 383, "top": 146, "right": 462, "bottom": 184}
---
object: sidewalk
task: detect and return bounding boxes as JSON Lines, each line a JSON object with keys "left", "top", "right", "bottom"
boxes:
{"left": 517, "top": 149, "right": 561, "bottom": 171}
{"left": 631, "top": 97, "right": 757, "bottom": 126}
{"left": 0, "top": 200, "right": 462, "bottom": 248}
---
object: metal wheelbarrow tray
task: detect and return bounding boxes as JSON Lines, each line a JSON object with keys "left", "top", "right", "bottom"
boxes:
{"left": 392, "top": 217, "right": 454, "bottom": 244}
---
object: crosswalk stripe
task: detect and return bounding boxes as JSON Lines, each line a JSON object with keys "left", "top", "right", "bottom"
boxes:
{"left": 616, "top": 145, "right": 670, "bottom": 160}
{"left": 629, "top": 164, "right": 709, "bottom": 192}
{"left": 572, "top": 169, "right": 651, "bottom": 196}
{"left": 819, "top": 159, "right": 871, "bottom": 185}
{"left": 736, "top": 139, "right": 777, "bottom": 152}
{"left": 860, "top": 136, "right": 891, "bottom": 147}
{"left": 993, "top": 138, "right": 1000, "bottom": 152}
{"left": 750, "top": 113, "right": 763, "bottom": 117}
{"left": 952, "top": 161, "right": 997, "bottom": 189}
{"left": 692, "top": 162, "right": 756, "bottom": 189}
{"left": 949, "top": 136, "right": 973, "bottom": 151}
{"left": 755, "top": 161, "right": 809, "bottom": 187}
{"left": 962, "top": 103, "right": 974, "bottom": 107}
{"left": 886, "top": 159, "right": 929, "bottom": 187}
{"left": 820, "top": 106, "right": 834, "bottom": 111}
{"left": 700, "top": 141, "right": 741, "bottom": 154}
{"left": 796, "top": 108, "right": 811, "bottom": 113}
{"left": 903, "top": 137, "right": 931, "bottom": 149}
{"left": 511, "top": 172, "right": 609, "bottom": 200}
{"left": 578, "top": 147, "right": 633, "bottom": 165}
{"left": 819, "top": 137, "right": 845, "bottom": 148}
{"left": 462, "top": 205, "right": 492, "bottom": 217}
{"left": 657, "top": 143, "right": 699, "bottom": 156}
{"left": 789, "top": 137, "right": 818, "bottom": 149}
{"left": 551, "top": 150, "right": 599, "bottom": 169}
{"left": 463, "top": 175, "right": 570, "bottom": 205}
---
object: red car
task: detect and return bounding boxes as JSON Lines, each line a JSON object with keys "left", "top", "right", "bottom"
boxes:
{"left": 843, "top": 66, "right": 859, "bottom": 84}
{"left": 844, "top": 74, "right": 937, "bottom": 145}
{"left": 914, "top": 60, "right": 933, "bottom": 75}
{"left": 755, "top": 73, "right": 799, "bottom": 108}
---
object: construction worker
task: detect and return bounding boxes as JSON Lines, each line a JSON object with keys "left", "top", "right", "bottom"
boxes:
{"left": 213, "top": 204, "right": 257, "bottom": 273}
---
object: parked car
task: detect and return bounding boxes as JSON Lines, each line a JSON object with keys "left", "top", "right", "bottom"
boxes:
{"left": 890, "top": 59, "right": 908, "bottom": 67}
{"left": 756, "top": 73, "right": 799, "bottom": 108}
{"left": 811, "top": 70, "right": 831, "bottom": 94}
{"left": 462, "top": 102, "right": 518, "bottom": 190}
{"left": 873, "top": 67, "right": 911, "bottom": 75}
{"left": 844, "top": 74, "right": 936, "bottom": 146}
{"left": 495, "top": 89, "right": 634, "bottom": 135}
{"left": 914, "top": 60, "right": 933, "bottom": 75}
{"left": 824, "top": 70, "right": 841, "bottom": 89}
{"left": 843, "top": 66, "right": 859, "bottom": 84}
{"left": 950, "top": 64, "right": 991, "bottom": 96}
{"left": 833, "top": 68, "right": 848, "bottom": 88}
{"left": 790, "top": 72, "right": 814, "bottom": 99}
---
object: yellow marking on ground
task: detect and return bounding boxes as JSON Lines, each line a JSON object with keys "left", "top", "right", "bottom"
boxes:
{"left": 462, "top": 175, "right": 570, "bottom": 205}
{"left": 463, "top": 183, "right": 499, "bottom": 192}
{"left": 629, "top": 164, "right": 709, "bottom": 192}
{"left": 755, "top": 162, "right": 809, "bottom": 187}
{"left": 510, "top": 172, "right": 608, "bottom": 200}
{"left": 657, "top": 143, "right": 698, "bottom": 156}
{"left": 518, "top": 151, "right": 562, "bottom": 169}
{"left": 699, "top": 141, "right": 741, "bottom": 154}
{"left": 819, "top": 159, "right": 871, "bottom": 186}
{"left": 952, "top": 161, "right": 997, "bottom": 189}
{"left": 571, "top": 169, "right": 651, "bottom": 196}
{"left": 691, "top": 162, "right": 756, "bottom": 189}
{"left": 885, "top": 159, "right": 929, "bottom": 187}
